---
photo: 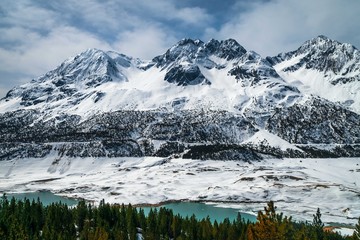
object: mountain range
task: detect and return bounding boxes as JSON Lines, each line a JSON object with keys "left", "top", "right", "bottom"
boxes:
{"left": 0, "top": 35, "right": 359, "bottom": 160}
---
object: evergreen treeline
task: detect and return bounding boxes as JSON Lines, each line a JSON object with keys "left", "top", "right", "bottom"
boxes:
{"left": 0, "top": 195, "right": 359, "bottom": 240}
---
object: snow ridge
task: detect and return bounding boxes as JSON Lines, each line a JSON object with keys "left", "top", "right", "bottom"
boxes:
{"left": 0, "top": 38, "right": 303, "bottom": 119}
{"left": 0, "top": 37, "right": 359, "bottom": 228}
{"left": 268, "top": 35, "right": 360, "bottom": 113}
{"left": 0, "top": 36, "right": 359, "bottom": 160}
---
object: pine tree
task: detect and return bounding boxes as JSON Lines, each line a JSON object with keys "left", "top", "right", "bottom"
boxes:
{"left": 8, "top": 216, "right": 28, "bottom": 240}
{"left": 200, "top": 217, "right": 212, "bottom": 240}
{"left": 92, "top": 226, "right": 109, "bottom": 240}
{"left": 76, "top": 199, "right": 88, "bottom": 233}
{"left": 312, "top": 208, "right": 324, "bottom": 240}
{"left": 188, "top": 214, "right": 198, "bottom": 239}
{"left": 138, "top": 208, "right": 147, "bottom": 232}
{"left": 171, "top": 214, "right": 182, "bottom": 239}
{"left": 30, "top": 198, "right": 44, "bottom": 238}
{"left": 212, "top": 220, "right": 219, "bottom": 239}
{"left": 119, "top": 204, "right": 128, "bottom": 240}
{"left": 146, "top": 208, "right": 158, "bottom": 240}
{"left": 0, "top": 196, "right": 354, "bottom": 240}
{"left": 247, "top": 201, "right": 292, "bottom": 240}
{"left": 126, "top": 204, "right": 137, "bottom": 240}
{"left": 354, "top": 217, "right": 360, "bottom": 240}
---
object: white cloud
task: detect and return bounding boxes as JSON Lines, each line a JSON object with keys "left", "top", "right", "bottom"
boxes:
{"left": 0, "top": 24, "right": 110, "bottom": 97}
{"left": 0, "top": 26, "right": 112, "bottom": 88}
{"left": 2, "top": 0, "right": 359, "bottom": 99}
{"left": 42, "top": 0, "right": 212, "bottom": 34}
{"left": 210, "top": 0, "right": 360, "bottom": 56}
{"left": 176, "top": 7, "right": 212, "bottom": 25}
{"left": 113, "top": 25, "right": 177, "bottom": 59}
{"left": 1, "top": 0, "right": 58, "bottom": 31}
{"left": 49, "top": 0, "right": 132, "bottom": 32}
{"left": 0, "top": 0, "right": 215, "bottom": 98}
{"left": 0, "top": 2, "right": 156, "bottom": 96}
{"left": 0, "top": 27, "right": 42, "bottom": 47}
{"left": 119, "top": 0, "right": 212, "bottom": 26}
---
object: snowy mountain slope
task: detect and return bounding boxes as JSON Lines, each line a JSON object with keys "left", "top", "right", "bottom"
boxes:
{"left": 0, "top": 38, "right": 302, "bottom": 119}
{"left": 0, "top": 37, "right": 359, "bottom": 160}
{"left": 267, "top": 35, "right": 360, "bottom": 113}
{"left": 0, "top": 37, "right": 359, "bottom": 229}
{"left": 0, "top": 49, "right": 147, "bottom": 118}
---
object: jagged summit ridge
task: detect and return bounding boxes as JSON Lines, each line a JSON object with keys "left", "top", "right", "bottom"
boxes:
{"left": 0, "top": 36, "right": 359, "bottom": 160}
{"left": 1, "top": 37, "right": 296, "bottom": 116}
{"left": 268, "top": 35, "right": 360, "bottom": 113}
{"left": 269, "top": 35, "right": 360, "bottom": 83}
{"left": 153, "top": 38, "right": 247, "bottom": 68}
{"left": 151, "top": 38, "right": 249, "bottom": 86}
{"left": 44, "top": 48, "right": 135, "bottom": 84}
{"left": 2, "top": 49, "right": 144, "bottom": 110}
{"left": 205, "top": 38, "right": 247, "bottom": 60}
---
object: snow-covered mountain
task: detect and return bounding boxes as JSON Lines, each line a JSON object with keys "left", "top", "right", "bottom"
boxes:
{"left": 0, "top": 36, "right": 359, "bottom": 160}
{"left": 0, "top": 38, "right": 299, "bottom": 118}
{"left": 267, "top": 35, "right": 360, "bottom": 113}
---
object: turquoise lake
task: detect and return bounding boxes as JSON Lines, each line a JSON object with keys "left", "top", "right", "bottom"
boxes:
{"left": 4, "top": 191, "right": 79, "bottom": 206}
{"left": 140, "top": 202, "right": 257, "bottom": 223}
{"left": 4, "top": 192, "right": 257, "bottom": 223}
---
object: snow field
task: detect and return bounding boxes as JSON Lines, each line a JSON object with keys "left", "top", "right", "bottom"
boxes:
{"left": 0, "top": 156, "right": 359, "bottom": 226}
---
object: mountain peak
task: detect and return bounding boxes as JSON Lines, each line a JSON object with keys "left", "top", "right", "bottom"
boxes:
{"left": 314, "top": 34, "right": 331, "bottom": 41}
{"left": 269, "top": 35, "right": 360, "bottom": 73}
{"left": 153, "top": 38, "right": 247, "bottom": 68}
{"left": 69, "top": 48, "right": 109, "bottom": 63}
{"left": 204, "top": 38, "right": 247, "bottom": 60}
{"left": 298, "top": 35, "right": 358, "bottom": 53}
{"left": 150, "top": 38, "right": 252, "bottom": 87}
{"left": 152, "top": 38, "right": 203, "bottom": 67}
{"left": 2, "top": 36, "right": 359, "bottom": 116}
{"left": 177, "top": 38, "right": 204, "bottom": 47}
{"left": 48, "top": 48, "right": 125, "bottom": 84}
{"left": 2, "top": 47, "right": 134, "bottom": 108}
{"left": 0, "top": 36, "right": 359, "bottom": 165}
{"left": 317, "top": 34, "right": 328, "bottom": 39}
{"left": 83, "top": 47, "right": 104, "bottom": 54}
{"left": 268, "top": 35, "right": 360, "bottom": 114}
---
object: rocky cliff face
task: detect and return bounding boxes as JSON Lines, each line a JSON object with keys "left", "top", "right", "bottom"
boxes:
{"left": 268, "top": 35, "right": 360, "bottom": 84}
{"left": 267, "top": 35, "right": 360, "bottom": 113}
{"left": 0, "top": 36, "right": 359, "bottom": 161}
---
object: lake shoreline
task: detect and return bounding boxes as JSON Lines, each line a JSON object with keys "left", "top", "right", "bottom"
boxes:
{"left": 2, "top": 190, "right": 356, "bottom": 234}
{"left": 1, "top": 157, "right": 358, "bottom": 229}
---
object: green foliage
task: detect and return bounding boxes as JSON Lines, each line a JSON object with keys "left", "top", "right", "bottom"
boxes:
{"left": 0, "top": 195, "right": 355, "bottom": 240}
{"left": 247, "top": 201, "right": 293, "bottom": 240}
{"left": 354, "top": 217, "right": 360, "bottom": 240}
{"left": 313, "top": 208, "right": 325, "bottom": 240}
{"left": 246, "top": 201, "right": 354, "bottom": 240}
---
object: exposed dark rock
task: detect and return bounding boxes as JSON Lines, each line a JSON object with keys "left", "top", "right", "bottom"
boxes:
{"left": 164, "top": 64, "right": 211, "bottom": 86}
{"left": 0, "top": 37, "right": 359, "bottom": 161}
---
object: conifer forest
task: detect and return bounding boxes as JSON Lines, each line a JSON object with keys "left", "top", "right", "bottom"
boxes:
{"left": 0, "top": 195, "right": 359, "bottom": 239}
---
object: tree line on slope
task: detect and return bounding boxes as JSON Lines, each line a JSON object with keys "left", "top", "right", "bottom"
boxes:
{"left": 0, "top": 195, "right": 359, "bottom": 240}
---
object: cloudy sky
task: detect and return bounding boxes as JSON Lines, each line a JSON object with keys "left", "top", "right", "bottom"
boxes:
{"left": 1, "top": 0, "right": 360, "bottom": 98}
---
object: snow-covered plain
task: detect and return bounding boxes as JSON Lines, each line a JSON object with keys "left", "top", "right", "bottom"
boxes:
{"left": 0, "top": 155, "right": 359, "bottom": 226}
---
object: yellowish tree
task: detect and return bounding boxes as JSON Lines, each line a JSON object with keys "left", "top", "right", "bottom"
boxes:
{"left": 247, "top": 201, "right": 293, "bottom": 240}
